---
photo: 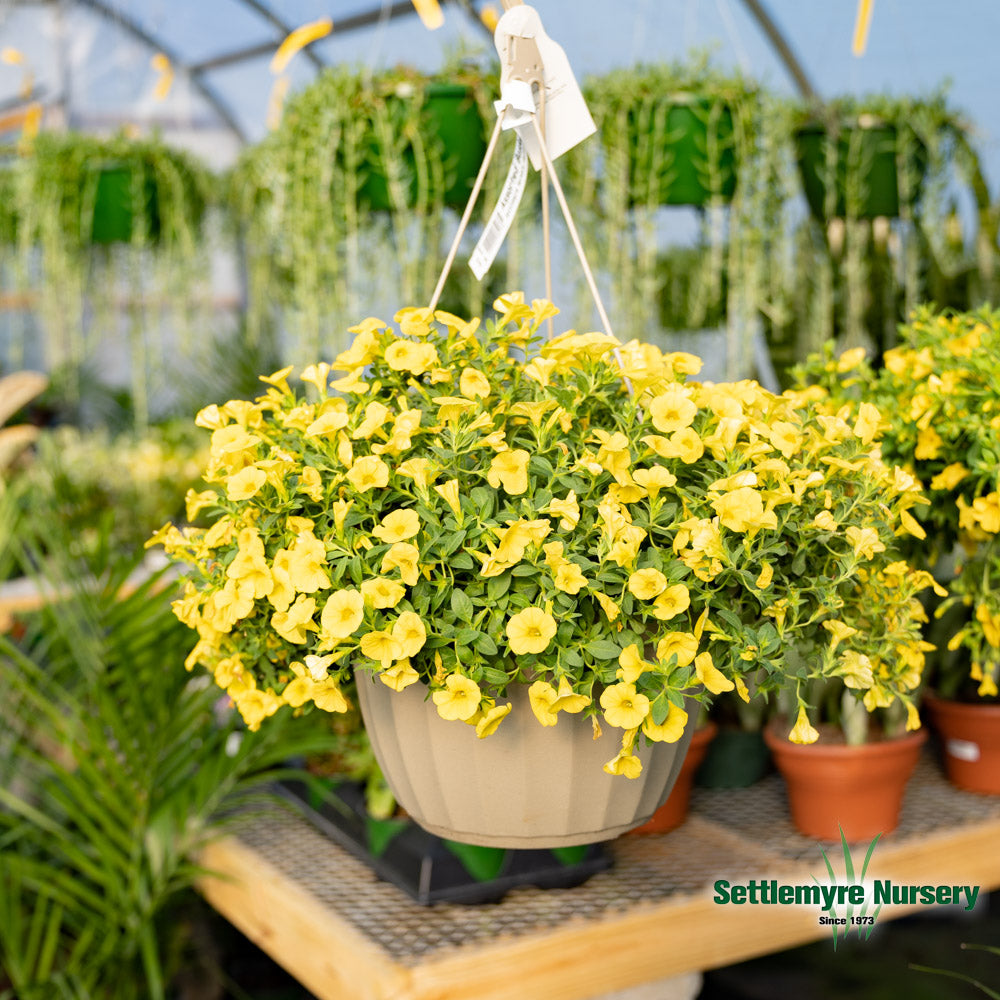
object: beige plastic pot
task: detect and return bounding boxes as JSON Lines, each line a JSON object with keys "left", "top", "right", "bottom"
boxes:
{"left": 356, "top": 676, "right": 697, "bottom": 848}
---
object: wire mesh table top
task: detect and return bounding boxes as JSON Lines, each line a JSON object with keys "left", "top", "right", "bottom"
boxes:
{"left": 232, "top": 747, "right": 1000, "bottom": 966}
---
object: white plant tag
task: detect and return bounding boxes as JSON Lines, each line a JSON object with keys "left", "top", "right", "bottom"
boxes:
{"left": 469, "top": 134, "right": 529, "bottom": 280}
{"left": 494, "top": 5, "right": 596, "bottom": 170}
{"left": 947, "top": 738, "right": 981, "bottom": 762}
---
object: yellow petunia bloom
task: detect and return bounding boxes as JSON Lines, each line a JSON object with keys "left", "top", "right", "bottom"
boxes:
{"left": 434, "top": 479, "right": 462, "bottom": 516}
{"left": 487, "top": 449, "right": 530, "bottom": 495}
{"left": 372, "top": 508, "right": 420, "bottom": 543}
{"left": 475, "top": 701, "right": 512, "bottom": 738}
{"left": 846, "top": 525, "right": 886, "bottom": 560}
{"left": 432, "top": 674, "right": 481, "bottom": 721}
{"left": 852, "top": 402, "right": 882, "bottom": 444}
{"left": 528, "top": 680, "right": 560, "bottom": 726}
{"left": 353, "top": 401, "right": 390, "bottom": 440}
{"left": 594, "top": 591, "right": 620, "bottom": 622}
{"left": 694, "top": 651, "right": 734, "bottom": 694}
{"left": 360, "top": 630, "right": 403, "bottom": 669}
{"left": 632, "top": 466, "right": 677, "bottom": 497}
{"left": 545, "top": 491, "right": 580, "bottom": 529}
{"left": 552, "top": 676, "right": 591, "bottom": 713}
{"left": 617, "top": 644, "right": 651, "bottom": 684}
{"left": 649, "top": 384, "right": 697, "bottom": 433}
{"left": 346, "top": 455, "right": 390, "bottom": 492}
{"left": 381, "top": 542, "right": 420, "bottom": 586}
{"left": 642, "top": 701, "right": 688, "bottom": 743}
{"left": 379, "top": 658, "right": 420, "bottom": 692}
{"left": 930, "top": 463, "right": 968, "bottom": 491}
{"left": 657, "top": 631, "right": 698, "bottom": 667}
{"left": 384, "top": 339, "right": 438, "bottom": 375}
{"left": 603, "top": 750, "right": 642, "bottom": 779}
{"left": 391, "top": 611, "right": 427, "bottom": 658}
{"left": 651, "top": 583, "right": 690, "bottom": 621}
{"left": 227, "top": 466, "right": 267, "bottom": 501}
{"left": 812, "top": 510, "right": 837, "bottom": 532}
{"left": 506, "top": 607, "right": 557, "bottom": 655}
{"left": 312, "top": 679, "right": 349, "bottom": 713}
{"left": 554, "top": 561, "right": 588, "bottom": 594}
{"left": 788, "top": 705, "right": 819, "bottom": 745}
{"left": 600, "top": 682, "right": 650, "bottom": 729}
{"left": 711, "top": 487, "right": 776, "bottom": 533}
{"left": 271, "top": 595, "right": 317, "bottom": 644}
{"left": 459, "top": 366, "right": 491, "bottom": 399}
{"left": 320, "top": 589, "right": 364, "bottom": 640}
{"left": 361, "top": 577, "right": 406, "bottom": 609}
{"left": 305, "top": 409, "right": 349, "bottom": 437}
{"left": 627, "top": 567, "right": 667, "bottom": 600}
{"left": 397, "top": 457, "right": 431, "bottom": 489}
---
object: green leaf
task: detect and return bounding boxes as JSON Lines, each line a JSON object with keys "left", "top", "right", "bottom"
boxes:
{"left": 474, "top": 633, "right": 498, "bottom": 656}
{"left": 584, "top": 640, "right": 621, "bottom": 660}
{"left": 450, "top": 589, "right": 474, "bottom": 622}
{"left": 487, "top": 574, "right": 511, "bottom": 599}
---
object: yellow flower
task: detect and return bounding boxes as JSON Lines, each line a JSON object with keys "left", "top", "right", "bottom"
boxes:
{"left": 711, "top": 487, "right": 776, "bottom": 533}
{"left": 459, "top": 367, "right": 491, "bottom": 399}
{"left": 379, "top": 658, "right": 420, "bottom": 692}
{"left": 694, "top": 651, "right": 734, "bottom": 694}
{"left": 305, "top": 409, "right": 349, "bottom": 437}
{"left": 812, "top": 510, "right": 837, "bottom": 531}
{"left": 651, "top": 583, "right": 690, "bottom": 621}
{"left": 361, "top": 577, "right": 406, "bottom": 609}
{"left": 755, "top": 563, "right": 774, "bottom": 589}
{"left": 313, "top": 679, "right": 349, "bottom": 713}
{"left": 528, "top": 680, "right": 560, "bottom": 726}
{"left": 381, "top": 542, "right": 420, "bottom": 586}
{"left": 642, "top": 701, "right": 688, "bottom": 743}
{"left": 397, "top": 457, "right": 431, "bottom": 489}
{"left": 898, "top": 509, "right": 927, "bottom": 540}
{"left": 282, "top": 676, "right": 313, "bottom": 708}
{"left": 552, "top": 676, "right": 591, "bottom": 713}
{"left": 391, "top": 611, "right": 427, "bottom": 658}
{"left": 846, "top": 525, "right": 886, "bottom": 560}
{"left": 487, "top": 449, "right": 530, "bottom": 495}
{"left": 836, "top": 346, "right": 867, "bottom": 371}
{"left": 668, "top": 427, "right": 704, "bottom": 464}
{"left": 839, "top": 650, "right": 874, "bottom": 689}
{"left": 271, "top": 595, "right": 317, "bottom": 644}
{"left": 632, "top": 466, "right": 677, "bottom": 497}
{"left": 360, "top": 630, "right": 402, "bottom": 669}
{"left": 227, "top": 466, "right": 267, "bottom": 501}
{"left": 930, "top": 463, "right": 968, "bottom": 491}
{"left": 852, "top": 402, "right": 882, "bottom": 444}
{"left": 475, "top": 701, "right": 512, "bottom": 738}
{"left": 553, "top": 561, "right": 588, "bottom": 594}
{"left": 226, "top": 528, "right": 273, "bottom": 599}
{"left": 823, "top": 619, "right": 857, "bottom": 652}
{"left": 434, "top": 479, "right": 462, "bottom": 516}
{"left": 346, "top": 455, "right": 390, "bottom": 492}
{"left": 650, "top": 385, "right": 697, "bottom": 434}
{"left": 373, "top": 508, "right": 420, "bottom": 543}
{"left": 506, "top": 607, "right": 557, "bottom": 655}
{"left": 627, "top": 567, "right": 667, "bottom": 600}
{"left": 284, "top": 532, "right": 330, "bottom": 593}
{"left": 234, "top": 689, "right": 282, "bottom": 731}
{"left": 384, "top": 339, "right": 438, "bottom": 375}
{"left": 603, "top": 750, "right": 642, "bottom": 779}
{"left": 788, "top": 705, "right": 819, "bottom": 745}
{"left": 320, "top": 589, "right": 364, "bottom": 640}
{"left": 353, "top": 401, "right": 390, "bottom": 440}
{"left": 600, "top": 683, "right": 650, "bottom": 729}
{"left": 545, "top": 491, "right": 580, "bottom": 529}
{"left": 656, "top": 632, "right": 698, "bottom": 667}
{"left": 594, "top": 591, "right": 620, "bottom": 622}
{"left": 432, "top": 674, "right": 481, "bottom": 721}
{"left": 915, "top": 426, "right": 943, "bottom": 460}
{"left": 618, "top": 644, "right": 651, "bottom": 683}
{"left": 766, "top": 421, "right": 803, "bottom": 459}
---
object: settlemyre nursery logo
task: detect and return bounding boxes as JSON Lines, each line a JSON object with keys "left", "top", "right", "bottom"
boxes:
{"left": 712, "top": 830, "right": 981, "bottom": 948}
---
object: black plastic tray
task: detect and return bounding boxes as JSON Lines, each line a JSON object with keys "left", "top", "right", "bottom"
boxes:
{"left": 276, "top": 779, "right": 612, "bottom": 905}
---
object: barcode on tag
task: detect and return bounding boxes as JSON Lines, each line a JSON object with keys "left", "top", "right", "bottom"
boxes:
{"left": 470, "top": 135, "right": 528, "bottom": 281}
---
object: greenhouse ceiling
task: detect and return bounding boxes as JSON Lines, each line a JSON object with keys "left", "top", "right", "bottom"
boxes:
{"left": 0, "top": 0, "right": 998, "bottom": 185}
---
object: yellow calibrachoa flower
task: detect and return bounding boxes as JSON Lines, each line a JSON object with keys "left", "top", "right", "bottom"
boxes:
{"left": 506, "top": 607, "right": 557, "bottom": 655}
{"left": 711, "top": 487, "right": 776, "bottom": 533}
{"left": 360, "top": 630, "right": 402, "bottom": 669}
{"left": 657, "top": 631, "right": 698, "bottom": 667}
{"left": 627, "top": 568, "right": 667, "bottom": 600}
{"left": 528, "top": 680, "right": 560, "bottom": 726}
{"left": 312, "top": 678, "right": 349, "bottom": 713}
{"left": 346, "top": 455, "right": 389, "bottom": 492}
{"left": 475, "top": 701, "right": 512, "bottom": 738}
{"left": 789, "top": 705, "right": 819, "bottom": 745}
{"left": 432, "top": 674, "right": 481, "bottom": 721}
{"left": 381, "top": 542, "right": 420, "bottom": 586}
{"left": 379, "top": 658, "right": 420, "bottom": 691}
{"left": 600, "top": 683, "right": 650, "bottom": 729}
{"left": 391, "top": 611, "right": 427, "bottom": 658}
{"left": 649, "top": 384, "right": 697, "bottom": 433}
{"left": 846, "top": 525, "right": 886, "bottom": 560}
{"left": 603, "top": 749, "right": 642, "bottom": 779}
{"left": 434, "top": 480, "right": 462, "bottom": 516}
{"left": 384, "top": 339, "right": 438, "bottom": 375}
{"left": 552, "top": 676, "right": 591, "bottom": 713}
{"left": 545, "top": 491, "right": 580, "bottom": 529}
{"left": 618, "top": 644, "right": 651, "bottom": 684}
{"left": 361, "top": 577, "right": 406, "bottom": 609}
{"left": 487, "top": 449, "right": 530, "bottom": 495}
{"left": 227, "top": 466, "right": 266, "bottom": 500}
{"left": 271, "top": 595, "right": 317, "bottom": 644}
{"left": 459, "top": 366, "right": 491, "bottom": 399}
{"left": 320, "top": 589, "right": 364, "bottom": 640}
{"left": 632, "top": 466, "right": 677, "bottom": 497}
{"left": 372, "top": 508, "right": 420, "bottom": 543}
{"left": 642, "top": 701, "right": 688, "bottom": 743}
{"left": 652, "top": 583, "right": 690, "bottom": 621}
{"left": 693, "top": 651, "right": 734, "bottom": 694}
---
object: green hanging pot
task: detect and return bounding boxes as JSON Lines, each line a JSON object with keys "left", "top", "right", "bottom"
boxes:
{"left": 361, "top": 82, "right": 488, "bottom": 212}
{"left": 627, "top": 94, "right": 738, "bottom": 207}
{"left": 88, "top": 164, "right": 161, "bottom": 245}
{"left": 794, "top": 119, "right": 927, "bottom": 221}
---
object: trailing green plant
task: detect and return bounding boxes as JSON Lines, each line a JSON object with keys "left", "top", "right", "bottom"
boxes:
{"left": 0, "top": 489, "right": 335, "bottom": 999}
{"left": 230, "top": 63, "right": 498, "bottom": 361}
{"left": 1, "top": 130, "right": 216, "bottom": 428}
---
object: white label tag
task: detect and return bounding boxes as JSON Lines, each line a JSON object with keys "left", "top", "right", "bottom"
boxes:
{"left": 469, "top": 135, "right": 528, "bottom": 281}
{"left": 947, "top": 738, "right": 981, "bottom": 762}
{"left": 494, "top": 5, "right": 596, "bottom": 170}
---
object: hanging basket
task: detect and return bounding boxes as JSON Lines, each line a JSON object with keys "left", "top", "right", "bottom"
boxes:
{"left": 361, "top": 82, "right": 488, "bottom": 212}
{"left": 794, "top": 119, "right": 927, "bottom": 221}
{"left": 626, "top": 94, "right": 738, "bottom": 208}
{"left": 356, "top": 676, "right": 698, "bottom": 849}
{"left": 764, "top": 724, "right": 926, "bottom": 841}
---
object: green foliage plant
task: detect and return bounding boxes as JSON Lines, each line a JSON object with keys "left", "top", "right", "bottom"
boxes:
{"left": 155, "top": 292, "right": 935, "bottom": 778}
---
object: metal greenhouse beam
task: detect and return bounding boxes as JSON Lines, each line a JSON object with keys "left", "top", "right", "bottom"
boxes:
{"left": 736, "top": 0, "right": 817, "bottom": 99}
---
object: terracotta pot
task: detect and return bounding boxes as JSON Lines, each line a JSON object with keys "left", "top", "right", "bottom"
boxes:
{"left": 629, "top": 723, "right": 717, "bottom": 835}
{"left": 356, "top": 676, "right": 698, "bottom": 849}
{"left": 763, "top": 724, "right": 927, "bottom": 841}
{"left": 925, "top": 693, "right": 1000, "bottom": 795}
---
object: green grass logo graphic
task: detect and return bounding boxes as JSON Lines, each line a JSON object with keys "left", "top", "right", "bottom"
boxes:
{"left": 816, "top": 827, "right": 883, "bottom": 949}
